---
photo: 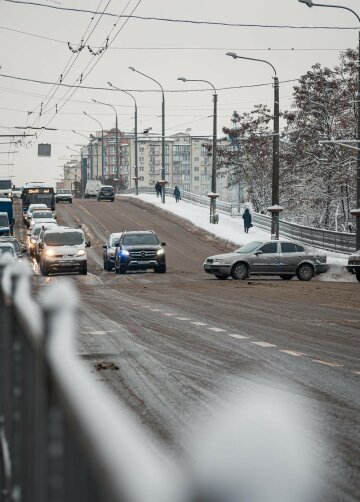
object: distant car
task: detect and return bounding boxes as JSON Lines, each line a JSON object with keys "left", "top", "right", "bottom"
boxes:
{"left": 12, "top": 188, "right": 22, "bottom": 199}
{"left": 203, "top": 240, "right": 328, "bottom": 281}
{"left": 103, "top": 232, "right": 122, "bottom": 271}
{"left": 346, "top": 250, "right": 360, "bottom": 282}
{"left": 29, "top": 209, "right": 56, "bottom": 230}
{"left": 0, "top": 236, "right": 26, "bottom": 258}
{"left": 38, "top": 226, "right": 90, "bottom": 276}
{"left": 0, "top": 243, "right": 17, "bottom": 259}
{"left": 0, "top": 212, "right": 10, "bottom": 236}
{"left": 55, "top": 189, "right": 73, "bottom": 204}
{"left": 114, "top": 230, "right": 166, "bottom": 274}
{"left": 97, "top": 185, "right": 115, "bottom": 202}
{"left": 24, "top": 203, "right": 47, "bottom": 226}
{"left": 85, "top": 180, "right": 102, "bottom": 198}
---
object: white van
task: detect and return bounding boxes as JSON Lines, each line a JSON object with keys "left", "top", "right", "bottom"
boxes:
{"left": 85, "top": 180, "right": 102, "bottom": 198}
{"left": 38, "top": 226, "right": 90, "bottom": 276}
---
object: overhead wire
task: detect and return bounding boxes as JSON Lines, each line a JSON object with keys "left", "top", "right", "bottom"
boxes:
{"left": 3, "top": 1, "right": 360, "bottom": 29}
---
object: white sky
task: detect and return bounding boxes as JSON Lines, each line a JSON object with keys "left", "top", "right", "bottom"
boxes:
{"left": 0, "top": 0, "right": 359, "bottom": 186}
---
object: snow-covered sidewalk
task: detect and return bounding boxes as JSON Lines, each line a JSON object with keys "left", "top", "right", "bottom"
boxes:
{"left": 124, "top": 193, "right": 353, "bottom": 282}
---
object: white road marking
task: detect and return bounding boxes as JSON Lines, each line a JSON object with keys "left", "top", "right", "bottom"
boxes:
{"left": 280, "top": 350, "right": 307, "bottom": 357}
{"left": 176, "top": 317, "right": 191, "bottom": 321}
{"left": 88, "top": 331, "right": 107, "bottom": 335}
{"left": 353, "top": 371, "right": 360, "bottom": 376}
{"left": 191, "top": 321, "right": 207, "bottom": 326}
{"left": 229, "top": 334, "right": 249, "bottom": 340}
{"left": 252, "top": 341, "right": 277, "bottom": 348}
{"left": 163, "top": 313, "right": 175, "bottom": 316}
{"left": 208, "top": 327, "right": 227, "bottom": 332}
{"left": 312, "top": 359, "right": 343, "bottom": 368}
{"left": 150, "top": 308, "right": 161, "bottom": 312}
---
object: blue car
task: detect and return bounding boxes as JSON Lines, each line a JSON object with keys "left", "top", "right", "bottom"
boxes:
{"left": 103, "top": 232, "right": 122, "bottom": 271}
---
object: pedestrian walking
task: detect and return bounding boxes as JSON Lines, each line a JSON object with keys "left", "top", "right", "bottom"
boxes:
{"left": 242, "top": 208, "right": 252, "bottom": 233}
{"left": 155, "top": 181, "right": 161, "bottom": 198}
{"left": 174, "top": 186, "right": 181, "bottom": 203}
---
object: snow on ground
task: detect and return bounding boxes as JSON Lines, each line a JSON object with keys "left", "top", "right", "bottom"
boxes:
{"left": 125, "top": 193, "right": 355, "bottom": 282}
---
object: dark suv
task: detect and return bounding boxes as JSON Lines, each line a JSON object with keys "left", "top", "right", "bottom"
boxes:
{"left": 97, "top": 185, "right": 115, "bottom": 202}
{"left": 114, "top": 231, "right": 166, "bottom": 274}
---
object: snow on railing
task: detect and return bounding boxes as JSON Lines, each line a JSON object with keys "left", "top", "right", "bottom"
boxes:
{"left": 120, "top": 187, "right": 356, "bottom": 254}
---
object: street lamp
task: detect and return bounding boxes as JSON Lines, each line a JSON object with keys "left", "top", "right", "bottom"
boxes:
{"left": 178, "top": 77, "right": 219, "bottom": 224}
{"left": 108, "top": 82, "right": 138, "bottom": 195}
{"left": 83, "top": 111, "right": 104, "bottom": 181}
{"left": 129, "top": 66, "right": 166, "bottom": 203}
{"left": 92, "top": 99, "right": 120, "bottom": 192}
{"left": 298, "top": 0, "right": 360, "bottom": 249}
{"left": 72, "top": 130, "right": 93, "bottom": 180}
{"left": 226, "top": 52, "right": 282, "bottom": 239}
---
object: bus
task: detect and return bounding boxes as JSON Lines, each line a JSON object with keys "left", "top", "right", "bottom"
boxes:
{"left": 21, "top": 182, "right": 55, "bottom": 219}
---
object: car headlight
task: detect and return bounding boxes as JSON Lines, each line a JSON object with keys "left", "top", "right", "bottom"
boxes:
{"left": 31, "top": 220, "right": 35, "bottom": 226}
{"left": 45, "top": 249, "right": 55, "bottom": 257}
{"left": 108, "top": 249, "right": 115, "bottom": 256}
{"left": 120, "top": 249, "right": 129, "bottom": 256}
{"left": 157, "top": 248, "right": 165, "bottom": 256}
{"left": 30, "top": 238, "right": 36, "bottom": 244}
{"left": 77, "top": 249, "right": 85, "bottom": 256}
{"left": 213, "top": 259, "right": 226, "bottom": 264}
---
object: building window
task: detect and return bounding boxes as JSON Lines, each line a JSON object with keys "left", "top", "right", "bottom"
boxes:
{"left": 194, "top": 166, "right": 199, "bottom": 172}
{"left": 139, "top": 176, "right": 144, "bottom": 181}
{"left": 194, "top": 176, "right": 199, "bottom": 181}
{"left": 139, "top": 166, "right": 144, "bottom": 171}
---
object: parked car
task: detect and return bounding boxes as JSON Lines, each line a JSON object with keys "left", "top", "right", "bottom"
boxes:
{"left": 38, "top": 226, "right": 90, "bottom": 276}
{"left": 29, "top": 208, "right": 56, "bottom": 230}
{"left": 28, "top": 222, "right": 57, "bottom": 257}
{"left": 103, "top": 232, "right": 122, "bottom": 270}
{"left": 0, "top": 236, "right": 26, "bottom": 258}
{"left": 346, "top": 250, "right": 360, "bottom": 282}
{"left": 24, "top": 203, "right": 47, "bottom": 226}
{"left": 97, "top": 185, "right": 115, "bottom": 202}
{"left": 203, "top": 240, "right": 328, "bottom": 281}
{"left": 0, "top": 243, "right": 17, "bottom": 259}
{"left": 114, "top": 230, "right": 166, "bottom": 274}
{"left": 55, "top": 189, "right": 73, "bottom": 204}
{"left": 0, "top": 198, "right": 15, "bottom": 235}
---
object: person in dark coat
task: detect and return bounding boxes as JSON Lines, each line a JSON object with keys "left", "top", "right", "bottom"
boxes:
{"left": 155, "top": 181, "right": 161, "bottom": 198}
{"left": 173, "top": 186, "right": 181, "bottom": 203}
{"left": 242, "top": 208, "right": 252, "bottom": 233}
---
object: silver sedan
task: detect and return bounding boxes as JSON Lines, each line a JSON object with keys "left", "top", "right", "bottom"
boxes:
{"left": 203, "top": 240, "right": 328, "bottom": 281}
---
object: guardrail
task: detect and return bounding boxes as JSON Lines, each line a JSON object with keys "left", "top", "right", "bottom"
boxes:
{"left": 0, "top": 257, "right": 183, "bottom": 502}
{"left": 121, "top": 187, "right": 356, "bottom": 254}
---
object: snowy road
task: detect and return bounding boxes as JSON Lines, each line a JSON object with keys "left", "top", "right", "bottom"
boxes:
{"left": 22, "top": 197, "right": 360, "bottom": 501}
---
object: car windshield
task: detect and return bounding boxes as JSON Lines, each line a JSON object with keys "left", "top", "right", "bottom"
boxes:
{"left": 111, "top": 238, "right": 120, "bottom": 247}
{"left": 235, "top": 241, "right": 262, "bottom": 254}
{"left": 58, "top": 190, "right": 69, "bottom": 194}
{"left": 45, "top": 231, "right": 84, "bottom": 246}
{"left": 33, "top": 211, "right": 53, "bottom": 219}
{"left": 0, "top": 245, "right": 15, "bottom": 256}
{"left": 0, "top": 214, "right": 9, "bottom": 226}
{"left": 32, "top": 227, "right": 42, "bottom": 237}
{"left": 0, "top": 181, "right": 12, "bottom": 189}
{"left": 123, "top": 233, "right": 159, "bottom": 246}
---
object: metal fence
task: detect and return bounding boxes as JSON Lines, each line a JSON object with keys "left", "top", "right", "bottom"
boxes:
{"left": 0, "top": 257, "right": 185, "bottom": 502}
{"left": 121, "top": 187, "right": 356, "bottom": 254}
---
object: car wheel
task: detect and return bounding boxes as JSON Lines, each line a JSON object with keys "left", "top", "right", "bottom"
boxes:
{"left": 103, "top": 259, "right": 109, "bottom": 271}
{"left": 280, "top": 274, "right": 294, "bottom": 280}
{"left": 231, "top": 262, "right": 249, "bottom": 280}
{"left": 69, "top": 200, "right": 72, "bottom": 204}
{"left": 155, "top": 264, "right": 166, "bottom": 273}
{"left": 296, "top": 263, "right": 314, "bottom": 281}
{"left": 356, "top": 272, "right": 360, "bottom": 283}
{"left": 80, "top": 263, "right": 87, "bottom": 275}
{"left": 41, "top": 262, "right": 49, "bottom": 276}
{"left": 215, "top": 274, "right": 229, "bottom": 280}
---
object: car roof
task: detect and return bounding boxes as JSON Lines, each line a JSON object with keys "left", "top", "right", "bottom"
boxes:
{"left": 28, "top": 204, "right": 47, "bottom": 209}
{"left": 110, "top": 232, "right": 122, "bottom": 239}
{"left": 101, "top": 185, "right": 114, "bottom": 189}
{"left": 44, "top": 226, "right": 83, "bottom": 234}
{"left": 123, "top": 230, "right": 155, "bottom": 235}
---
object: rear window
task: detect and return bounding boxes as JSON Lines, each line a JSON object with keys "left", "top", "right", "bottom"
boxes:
{"left": 45, "top": 231, "right": 84, "bottom": 246}
{"left": 123, "top": 233, "right": 159, "bottom": 246}
{"left": 101, "top": 187, "right": 114, "bottom": 192}
{"left": 281, "top": 243, "right": 305, "bottom": 253}
{"left": 33, "top": 211, "right": 53, "bottom": 219}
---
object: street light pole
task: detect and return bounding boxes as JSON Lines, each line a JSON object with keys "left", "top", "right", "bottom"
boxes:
{"left": 226, "top": 52, "right": 281, "bottom": 238}
{"left": 129, "top": 67, "right": 165, "bottom": 203}
{"left": 92, "top": 99, "right": 119, "bottom": 192}
{"left": 108, "top": 82, "right": 138, "bottom": 195}
{"left": 83, "top": 111, "right": 104, "bottom": 181}
{"left": 72, "top": 130, "right": 93, "bottom": 180}
{"left": 298, "top": 0, "right": 360, "bottom": 249}
{"left": 177, "top": 77, "right": 218, "bottom": 223}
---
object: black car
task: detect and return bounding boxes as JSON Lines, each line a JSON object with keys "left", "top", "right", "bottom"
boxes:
{"left": 114, "top": 230, "right": 166, "bottom": 274}
{"left": 97, "top": 185, "right": 115, "bottom": 202}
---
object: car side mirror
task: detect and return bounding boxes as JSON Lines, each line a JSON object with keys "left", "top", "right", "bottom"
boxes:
{"left": 102, "top": 244, "right": 107, "bottom": 249}
{"left": 255, "top": 250, "right": 263, "bottom": 255}
{"left": 85, "top": 240, "right": 91, "bottom": 248}
{"left": 161, "top": 242, "right": 166, "bottom": 246}
{"left": 54, "top": 215, "right": 57, "bottom": 219}
{"left": 38, "top": 243, "right": 43, "bottom": 250}
{"left": 27, "top": 232, "right": 31, "bottom": 237}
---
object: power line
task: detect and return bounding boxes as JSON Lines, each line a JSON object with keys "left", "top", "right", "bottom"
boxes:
{"left": 3, "top": 1, "right": 359, "bottom": 30}
{"left": 0, "top": 72, "right": 299, "bottom": 92}
{"left": 0, "top": 25, "right": 353, "bottom": 51}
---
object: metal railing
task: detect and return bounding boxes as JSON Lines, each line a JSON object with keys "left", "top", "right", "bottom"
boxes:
{"left": 0, "top": 257, "right": 182, "bottom": 502}
{"left": 121, "top": 187, "right": 356, "bottom": 254}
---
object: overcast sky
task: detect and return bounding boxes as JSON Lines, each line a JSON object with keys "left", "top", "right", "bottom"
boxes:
{"left": 0, "top": 0, "right": 359, "bottom": 186}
